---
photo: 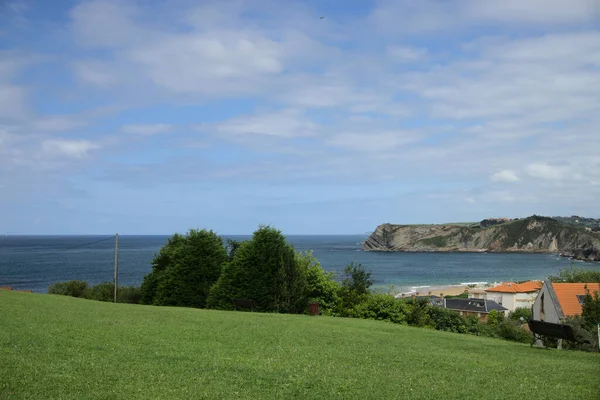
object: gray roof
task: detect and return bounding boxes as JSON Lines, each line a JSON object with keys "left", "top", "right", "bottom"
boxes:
{"left": 431, "top": 298, "right": 507, "bottom": 313}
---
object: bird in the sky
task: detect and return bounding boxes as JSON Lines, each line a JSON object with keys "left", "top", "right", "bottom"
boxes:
{"left": 320, "top": 16, "right": 325, "bottom": 19}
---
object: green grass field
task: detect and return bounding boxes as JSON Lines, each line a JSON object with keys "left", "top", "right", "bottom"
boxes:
{"left": 1, "top": 292, "right": 598, "bottom": 399}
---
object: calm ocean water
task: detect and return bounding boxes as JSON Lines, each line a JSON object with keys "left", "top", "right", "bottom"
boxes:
{"left": 1, "top": 235, "right": 598, "bottom": 293}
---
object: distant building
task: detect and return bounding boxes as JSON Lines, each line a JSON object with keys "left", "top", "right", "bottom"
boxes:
{"left": 429, "top": 297, "right": 507, "bottom": 322}
{"left": 532, "top": 281, "right": 600, "bottom": 324}
{"left": 483, "top": 281, "right": 543, "bottom": 311}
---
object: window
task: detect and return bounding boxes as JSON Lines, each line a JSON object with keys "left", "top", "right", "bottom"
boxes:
{"left": 576, "top": 295, "right": 586, "bottom": 304}
{"left": 540, "top": 293, "right": 545, "bottom": 320}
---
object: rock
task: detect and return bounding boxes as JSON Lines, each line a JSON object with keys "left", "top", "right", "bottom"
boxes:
{"left": 362, "top": 216, "right": 600, "bottom": 262}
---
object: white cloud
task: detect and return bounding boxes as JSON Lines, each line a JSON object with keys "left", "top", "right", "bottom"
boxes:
{"left": 209, "top": 109, "right": 317, "bottom": 138}
{"left": 525, "top": 163, "right": 566, "bottom": 181}
{"left": 42, "top": 139, "right": 100, "bottom": 159}
{"left": 387, "top": 46, "right": 429, "bottom": 62}
{"left": 0, "top": 84, "right": 28, "bottom": 119}
{"left": 491, "top": 170, "right": 520, "bottom": 183}
{"left": 371, "top": 0, "right": 599, "bottom": 34}
{"left": 121, "top": 124, "right": 173, "bottom": 135}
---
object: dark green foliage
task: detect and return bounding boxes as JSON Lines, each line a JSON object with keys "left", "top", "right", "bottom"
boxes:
{"left": 563, "top": 316, "right": 598, "bottom": 352}
{"left": 341, "top": 262, "right": 373, "bottom": 295}
{"left": 581, "top": 288, "right": 600, "bottom": 329}
{"left": 337, "top": 263, "right": 374, "bottom": 313}
{"left": 48, "top": 280, "right": 90, "bottom": 298}
{"left": 226, "top": 239, "right": 244, "bottom": 262}
{"left": 428, "top": 307, "right": 470, "bottom": 333}
{"left": 141, "top": 229, "right": 228, "bottom": 308}
{"left": 89, "top": 282, "right": 142, "bottom": 304}
{"left": 206, "top": 226, "right": 306, "bottom": 313}
{"left": 497, "top": 319, "right": 532, "bottom": 343}
{"left": 549, "top": 267, "right": 600, "bottom": 283}
{"left": 297, "top": 251, "right": 340, "bottom": 315}
{"left": 486, "top": 309, "right": 503, "bottom": 326}
{"left": 509, "top": 307, "right": 532, "bottom": 321}
{"left": 346, "top": 294, "right": 409, "bottom": 324}
{"left": 405, "top": 298, "right": 433, "bottom": 328}
{"left": 48, "top": 280, "right": 141, "bottom": 304}
{"left": 420, "top": 235, "right": 448, "bottom": 247}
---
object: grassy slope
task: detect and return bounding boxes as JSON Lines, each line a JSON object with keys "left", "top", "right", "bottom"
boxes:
{"left": 1, "top": 292, "right": 598, "bottom": 400}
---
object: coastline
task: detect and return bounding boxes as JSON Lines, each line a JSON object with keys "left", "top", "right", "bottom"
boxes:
{"left": 381, "top": 281, "right": 502, "bottom": 298}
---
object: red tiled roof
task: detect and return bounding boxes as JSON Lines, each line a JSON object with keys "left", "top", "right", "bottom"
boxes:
{"left": 486, "top": 280, "right": 542, "bottom": 293}
{"left": 553, "top": 283, "right": 600, "bottom": 317}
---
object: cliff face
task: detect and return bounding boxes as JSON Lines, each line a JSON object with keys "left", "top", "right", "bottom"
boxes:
{"left": 362, "top": 216, "right": 600, "bottom": 261}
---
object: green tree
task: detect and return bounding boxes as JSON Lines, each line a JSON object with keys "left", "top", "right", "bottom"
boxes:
{"left": 297, "top": 251, "right": 341, "bottom": 314}
{"left": 140, "top": 229, "right": 228, "bottom": 308}
{"left": 337, "top": 262, "right": 374, "bottom": 313}
{"left": 581, "top": 288, "right": 600, "bottom": 329}
{"left": 509, "top": 307, "right": 532, "bottom": 321}
{"left": 206, "top": 226, "right": 306, "bottom": 313}
{"left": 487, "top": 309, "right": 504, "bottom": 326}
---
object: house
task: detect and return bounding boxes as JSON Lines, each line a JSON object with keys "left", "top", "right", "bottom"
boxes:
{"left": 532, "top": 281, "right": 600, "bottom": 324}
{"left": 483, "top": 281, "right": 542, "bottom": 311}
{"left": 429, "top": 297, "right": 507, "bottom": 322}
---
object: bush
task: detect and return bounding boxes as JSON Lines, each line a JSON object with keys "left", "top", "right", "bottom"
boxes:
{"left": 346, "top": 294, "right": 409, "bottom": 324}
{"left": 141, "top": 229, "right": 229, "bottom": 308}
{"left": 564, "top": 316, "right": 598, "bottom": 352}
{"left": 48, "top": 280, "right": 90, "bottom": 298}
{"left": 509, "top": 307, "right": 532, "bottom": 321}
{"left": 207, "top": 226, "right": 306, "bottom": 313}
{"left": 497, "top": 319, "right": 532, "bottom": 343}
{"left": 428, "top": 307, "right": 469, "bottom": 333}
{"left": 487, "top": 309, "right": 504, "bottom": 326}
{"left": 89, "top": 282, "right": 142, "bottom": 304}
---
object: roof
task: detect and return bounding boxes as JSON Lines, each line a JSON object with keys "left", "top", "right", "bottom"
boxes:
{"left": 552, "top": 283, "right": 600, "bottom": 317}
{"left": 431, "top": 298, "right": 507, "bottom": 313}
{"left": 486, "top": 280, "right": 542, "bottom": 293}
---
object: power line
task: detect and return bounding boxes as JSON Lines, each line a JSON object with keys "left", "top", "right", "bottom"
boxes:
{"left": 66, "top": 236, "right": 115, "bottom": 250}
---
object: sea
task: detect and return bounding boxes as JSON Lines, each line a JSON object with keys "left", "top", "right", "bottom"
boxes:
{"left": 1, "top": 235, "right": 598, "bottom": 294}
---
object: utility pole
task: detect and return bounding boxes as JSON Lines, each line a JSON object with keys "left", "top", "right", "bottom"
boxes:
{"left": 114, "top": 233, "right": 119, "bottom": 303}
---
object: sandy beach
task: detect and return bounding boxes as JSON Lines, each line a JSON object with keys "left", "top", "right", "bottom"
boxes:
{"left": 393, "top": 282, "right": 500, "bottom": 298}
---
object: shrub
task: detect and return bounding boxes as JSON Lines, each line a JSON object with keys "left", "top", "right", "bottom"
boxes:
{"left": 346, "top": 294, "right": 409, "bottom": 324}
{"left": 497, "top": 319, "right": 532, "bottom": 343}
{"left": 141, "top": 229, "right": 228, "bottom": 308}
{"left": 89, "top": 282, "right": 142, "bottom": 304}
{"left": 564, "top": 316, "right": 598, "bottom": 352}
{"left": 509, "top": 307, "right": 532, "bottom": 321}
{"left": 48, "top": 280, "right": 90, "bottom": 298}
{"left": 486, "top": 309, "right": 504, "bottom": 326}
{"left": 428, "top": 307, "right": 469, "bottom": 333}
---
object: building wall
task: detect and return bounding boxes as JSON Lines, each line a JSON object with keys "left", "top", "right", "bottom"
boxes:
{"left": 486, "top": 293, "right": 515, "bottom": 311}
{"left": 532, "top": 285, "right": 561, "bottom": 323}
{"left": 514, "top": 292, "right": 538, "bottom": 310}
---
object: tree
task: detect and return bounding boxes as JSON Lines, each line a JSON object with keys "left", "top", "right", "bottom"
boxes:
{"left": 337, "top": 262, "right": 374, "bottom": 313}
{"left": 297, "top": 251, "right": 340, "bottom": 314}
{"left": 140, "top": 229, "right": 228, "bottom": 308}
{"left": 342, "top": 262, "right": 374, "bottom": 295}
{"left": 581, "top": 288, "right": 600, "bottom": 330}
{"left": 206, "top": 226, "right": 306, "bottom": 313}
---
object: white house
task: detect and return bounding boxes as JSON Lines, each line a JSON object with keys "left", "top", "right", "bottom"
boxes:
{"left": 480, "top": 281, "right": 542, "bottom": 312}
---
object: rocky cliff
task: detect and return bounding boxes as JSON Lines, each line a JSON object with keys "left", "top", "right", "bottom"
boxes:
{"left": 362, "top": 216, "right": 600, "bottom": 262}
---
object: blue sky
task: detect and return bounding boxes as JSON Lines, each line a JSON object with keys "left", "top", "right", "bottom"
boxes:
{"left": 1, "top": 0, "right": 600, "bottom": 235}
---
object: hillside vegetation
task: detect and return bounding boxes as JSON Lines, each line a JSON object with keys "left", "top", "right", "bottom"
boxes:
{"left": 1, "top": 291, "right": 598, "bottom": 399}
{"left": 363, "top": 215, "right": 600, "bottom": 261}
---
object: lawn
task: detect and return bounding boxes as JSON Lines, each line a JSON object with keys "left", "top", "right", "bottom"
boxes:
{"left": 1, "top": 291, "right": 598, "bottom": 399}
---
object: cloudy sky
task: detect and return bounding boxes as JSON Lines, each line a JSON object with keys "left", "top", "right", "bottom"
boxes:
{"left": 1, "top": 0, "right": 599, "bottom": 235}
